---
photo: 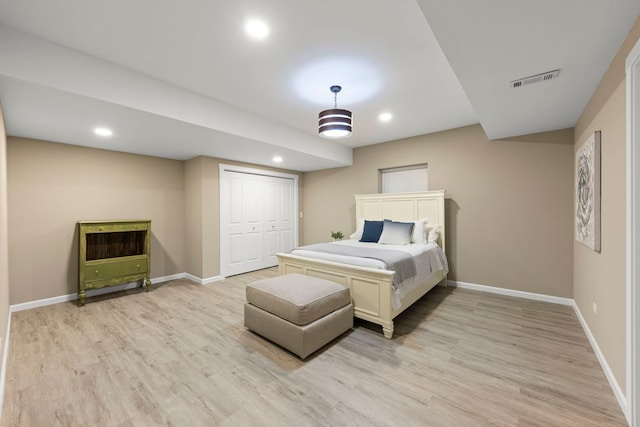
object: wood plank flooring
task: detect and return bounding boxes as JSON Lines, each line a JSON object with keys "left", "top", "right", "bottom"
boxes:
{"left": 0, "top": 268, "right": 628, "bottom": 426}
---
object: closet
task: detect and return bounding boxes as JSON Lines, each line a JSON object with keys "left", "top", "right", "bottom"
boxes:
{"left": 220, "top": 165, "right": 298, "bottom": 277}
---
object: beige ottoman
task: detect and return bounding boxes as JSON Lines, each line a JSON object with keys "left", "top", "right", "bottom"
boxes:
{"left": 244, "top": 273, "right": 353, "bottom": 359}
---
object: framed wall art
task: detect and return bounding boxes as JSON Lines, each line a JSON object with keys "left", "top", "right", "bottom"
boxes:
{"left": 575, "top": 130, "right": 601, "bottom": 252}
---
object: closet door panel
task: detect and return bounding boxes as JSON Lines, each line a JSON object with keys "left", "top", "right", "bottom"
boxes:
{"left": 243, "top": 176, "right": 264, "bottom": 272}
{"left": 229, "top": 234, "right": 244, "bottom": 265}
{"left": 280, "top": 229, "right": 293, "bottom": 253}
{"left": 264, "top": 178, "right": 280, "bottom": 266}
{"left": 220, "top": 167, "right": 297, "bottom": 277}
{"left": 223, "top": 174, "right": 247, "bottom": 275}
{"left": 277, "top": 179, "right": 295, "bottom": 253}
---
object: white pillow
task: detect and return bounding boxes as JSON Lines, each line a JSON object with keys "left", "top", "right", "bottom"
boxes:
{"left": 411, "top": 218, "right": 428, "bottom": 244}
{"left": 349, "top": 219, "right": 365, "bottom": 239}
{"left": 378, "top": 220, "right": 414, "bottom": 245}
{"left": 427, "top": 225, "right": 440, "bottom": 243}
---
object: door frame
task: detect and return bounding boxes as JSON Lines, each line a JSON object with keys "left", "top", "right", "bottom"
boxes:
{"left": 219, "top": 163, "right": 299, "bottom": 277}
{"left": 626, "top": 36, "right": 640, "bottom": 427}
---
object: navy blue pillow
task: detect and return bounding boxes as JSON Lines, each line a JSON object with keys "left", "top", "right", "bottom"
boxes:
{"left": 360, "top": 220, "right": 384, "bottom": 243}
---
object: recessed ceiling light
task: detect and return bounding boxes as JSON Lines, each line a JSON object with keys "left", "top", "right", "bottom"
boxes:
{"left": 245, "top": 19, "right": 269, "bottom": 39}
{"left": 273, "top": 156, "right": 283, "bottom": 163}
{"left": 379, "top": 112, "right": 392, "bottom": 122}
{"left": 94, "top": 127, "right": 113, "bottom": 137}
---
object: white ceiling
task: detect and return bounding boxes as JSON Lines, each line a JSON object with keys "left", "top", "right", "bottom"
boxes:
{"left": 0, "top": 1, "right": 638, "bottom": 172}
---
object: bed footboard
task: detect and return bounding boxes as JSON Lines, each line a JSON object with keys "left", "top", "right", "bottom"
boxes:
{"left": 277, "top": 253, "right": 407, "bottom": 338}
{"left": 277, "top": 253, "right": 448, "bottom": 338}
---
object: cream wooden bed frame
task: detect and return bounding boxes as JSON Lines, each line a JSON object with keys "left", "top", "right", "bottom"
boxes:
{"left": 277, "top": 190, "right": 448, "bottom": 339}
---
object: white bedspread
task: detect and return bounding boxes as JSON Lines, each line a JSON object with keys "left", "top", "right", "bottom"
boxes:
{"left": 290, "top": 240, "right": 448, "bottom": 309}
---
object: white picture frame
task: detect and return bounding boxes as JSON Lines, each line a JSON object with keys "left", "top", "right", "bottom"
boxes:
{"left": 575, "top": 130, "right": 601, "bottom": 252}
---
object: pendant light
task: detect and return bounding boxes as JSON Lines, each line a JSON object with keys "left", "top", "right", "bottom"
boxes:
{"left": 318, "top": 85, "right": 352, "bottom": 139}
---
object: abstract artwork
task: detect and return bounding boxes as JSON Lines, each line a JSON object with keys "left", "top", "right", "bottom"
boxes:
{"left": 575, "top": 131, "right": 601, "bottom": 252}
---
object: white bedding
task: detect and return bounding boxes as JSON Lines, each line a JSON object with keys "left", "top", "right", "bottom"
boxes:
{"left": 290, "top": 239, "right": 448, "bottom": 309}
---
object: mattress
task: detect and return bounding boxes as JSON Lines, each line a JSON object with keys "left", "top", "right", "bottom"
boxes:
{"left": 290, "top": 239, "right": 448, "bottom": 309}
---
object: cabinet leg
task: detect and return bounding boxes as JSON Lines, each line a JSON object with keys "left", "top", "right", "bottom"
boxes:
{"left": 144, "top": 277, "right": 151, "bottom": 292}
{"left": 382, "top": 323, "right": 394, "bottom": 339}
{"left": 78, "top": 290, "right": 86, "bottom": 307}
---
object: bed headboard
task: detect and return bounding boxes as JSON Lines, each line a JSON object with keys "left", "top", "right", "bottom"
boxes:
{"left": 354, "top": 190, "right": 446, "bottom": 252}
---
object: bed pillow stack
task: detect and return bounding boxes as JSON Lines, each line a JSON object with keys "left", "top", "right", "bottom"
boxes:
{"left": 351, "top": 218, "right": 429, "bottom": 245}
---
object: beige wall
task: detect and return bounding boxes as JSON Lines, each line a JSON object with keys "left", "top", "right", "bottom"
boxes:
{"left": 184, "top": 156, "right": 219, "bottom": 279}
{"left": 184, "top": 157, "right": 205, "bottom": 278}
{"left": 7, "top": 138, "right": 186, "bottom": 304}
{"left": 573, "top": 15, "right": 640, "bottom": 394}
{"left": 185, "top": 156, "right": 303, "bottom": 280}
{"left": 303, "top": 124, "right": 575, "bottom": 298}
{"left": 0, "top": 102, "right": 9, "bottom": 385}
{"left": 6, "top": 138, "right": 303, "bottom": 303}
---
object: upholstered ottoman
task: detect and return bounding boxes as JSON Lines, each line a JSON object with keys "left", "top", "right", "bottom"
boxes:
{"left": 244, "top": 273, "right": 353, "bottom": 359}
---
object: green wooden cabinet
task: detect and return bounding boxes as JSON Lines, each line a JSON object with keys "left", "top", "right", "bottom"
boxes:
{"left": 78, "top": 220, "right": 151, "bottom": 306}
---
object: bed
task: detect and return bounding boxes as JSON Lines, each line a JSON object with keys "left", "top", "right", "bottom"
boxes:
{"left": 277, "top": 190, "right": 448, "bottom": 339}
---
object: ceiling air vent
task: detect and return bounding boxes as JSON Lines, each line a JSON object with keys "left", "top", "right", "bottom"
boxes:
{"left": 510, "top": 69, "right": 560, "bottom": 89}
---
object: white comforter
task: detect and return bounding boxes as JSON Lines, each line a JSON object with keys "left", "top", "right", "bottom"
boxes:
{"left": 290, "top": 240, "right": 448, "bottom": 309}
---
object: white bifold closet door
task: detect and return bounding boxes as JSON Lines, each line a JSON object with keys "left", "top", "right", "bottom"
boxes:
{"left": 220, "top": 170, "right": 296, "bottom": 277}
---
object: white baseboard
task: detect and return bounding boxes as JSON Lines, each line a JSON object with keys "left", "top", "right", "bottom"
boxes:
{"left": 184, "top": 273, "right": 224, "bottom": 285}
{"left": 10, "top": 273, "right": 189, "bottom": 313}
{"left": 572, "top": 301, "right": 628, "bottom": 420}
{"left": 153, "top": 273, "right": 187, "bottom": 283}
{"left": 0, "top": 310, "right": 11, "bottom": 421}
{"left": 448, "top": 280, "right": 573, "bottom": 306}
{"left": 448, "top": 279, "right": 626, "bottom": 419}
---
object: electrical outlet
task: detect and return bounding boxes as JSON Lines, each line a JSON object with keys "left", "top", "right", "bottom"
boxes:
{"left": 593, "top": 302, "right": 598, "bottom": 314}
{"left": 299, "top": 212, "right": 304, "bottom": 218}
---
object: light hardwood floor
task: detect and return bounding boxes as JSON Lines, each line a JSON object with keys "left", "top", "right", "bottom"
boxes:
{"left": 1, "top": 268, "right": 628, "bottom": 426}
